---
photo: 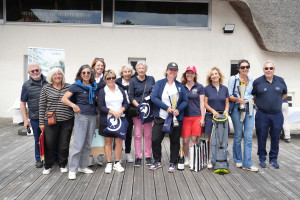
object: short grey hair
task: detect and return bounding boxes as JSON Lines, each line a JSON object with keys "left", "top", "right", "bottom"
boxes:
{"left": 264, "top": 60, "right": 275, "bottom": 68}
{"left": 47, "top": 67, "right": 65, "bottom": 85}
{"left": 120, "top": 64, "right": 134, "bottom": 77}
{"left": 136, "top": 60, "right": 147, "bottom": 70}
{"left": 28, "top": 62, "right": 41, "bottom": 71}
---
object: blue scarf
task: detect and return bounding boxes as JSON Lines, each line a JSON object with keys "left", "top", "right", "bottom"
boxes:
{"left": 74, "top": 80, "right": 98, "bottom": 104}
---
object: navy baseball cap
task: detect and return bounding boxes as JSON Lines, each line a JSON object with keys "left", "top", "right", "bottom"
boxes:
{"left": 167, "top": 62, "right": 178, "bottom": 70}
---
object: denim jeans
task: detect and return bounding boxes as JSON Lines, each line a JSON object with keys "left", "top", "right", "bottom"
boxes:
{"left": 31, "top": 119, "right": 41, "bottom": 162}
{"left": 231, "top": 104, "right": 254, "bottom": 168}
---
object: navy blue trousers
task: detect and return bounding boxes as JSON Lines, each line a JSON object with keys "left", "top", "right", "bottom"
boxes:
{"left": 255, "top": 110, "right": 283, "bottom": 161}
{"left": 31, "top": 119, "right": 41, "bottom": 162}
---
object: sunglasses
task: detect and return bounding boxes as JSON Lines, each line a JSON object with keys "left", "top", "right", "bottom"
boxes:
{"left": 82, "top": 71, "right": 91, "bottom": 75}
{"left": 240, "top": 66, "right": 250, "bottom": 70}
{"left": 264, "top": 67, "right": 274, "bottom": 71}
{"left": 95, "top": 57, "right": 104, "bottom": 61}
{"left": 30, "top": 69, "right": 39, "bottom": 73}
{"left": 106, "top": 77, "right": 116, "bottom": 81}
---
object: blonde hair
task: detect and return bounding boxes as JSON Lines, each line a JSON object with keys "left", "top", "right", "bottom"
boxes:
{"left": 47, "top": 67, "right": 65, "bottom": 85}
{"left": 206, "top": 67, "right": 224, "bottom": 85}
{"left": 104, "top": 69, "right": 116, "bottom": 80}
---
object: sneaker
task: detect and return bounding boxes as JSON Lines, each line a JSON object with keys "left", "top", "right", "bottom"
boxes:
{"left": 78, "top": 168, "right": 94, "bottom": 174}
{"left": 88, "top": 156, "right": 95, "bottom": 167}
{"left": 235, "top": 163, "right": 242, "bottom": 168}
{"left": 42, "top": 168, "right": 51, "bottom": 175}
{"left": 60, "top": 167, "right": 68, "bottom": 173}
{"left": 184, "top": 158, "right": 189, "bottom": 167}
{"left": 149, "top": 162, "right": 162, "bottom": 170}
{"left": 126, "top": 153, "right": 134, "bottom": 163}
{"left": 113, "top": 162, "right": 125, "bottom": 173}
{"left": 269, "top": 160, "right": 280, "bottom": 169}
{"left": 36, "top": 161, "right": 43, "bottom": 168}
{"left": 168, "top": 163, "right": 176, "bottom": 173}
{"left": 243, "top": 166, "right": 259, "bottom": 172}
{"left": 68, "top": 171, "right": 76, "bottom": 180}
{"left": 146, "top": 157, "right": 152, "bottom": 166}
{"left": 259, "top": 161, "right": 267, "bottom": 168}
{"left": 96, "top": 155, "right": 104, "bottom": 166}
{"left": 134, "top": 158, "right": 142, "bottom": 167}
{"left": 207, "top": 162, "right": 213, "bottom": 169}
{"left": 105, "top": 163, "right": 113, "bottom": 174}
{"left": 284, "top": 138, "right": 291, "bottom": 143}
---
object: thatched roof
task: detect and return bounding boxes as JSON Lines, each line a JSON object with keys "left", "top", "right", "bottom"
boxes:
{"left": 227, "top": 0, "right": 300, "bottom": 53}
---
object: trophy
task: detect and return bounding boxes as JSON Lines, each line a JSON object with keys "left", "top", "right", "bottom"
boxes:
{"left": 237, "top": 82, "right": 246, "bottom": 112}
{"left": 168, "top": 91, "right": 179, "bottom": 127}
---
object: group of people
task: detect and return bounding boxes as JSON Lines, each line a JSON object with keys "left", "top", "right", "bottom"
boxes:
{"left": 20, "top": 59, "right": 287, "bottom": 180}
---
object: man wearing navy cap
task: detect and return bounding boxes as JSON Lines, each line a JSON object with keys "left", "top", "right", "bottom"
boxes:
{"left": 252, "top": 61, "right": 287, "bottom": 169}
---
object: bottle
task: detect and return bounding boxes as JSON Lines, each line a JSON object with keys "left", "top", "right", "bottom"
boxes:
{"left": 177, "top": 145, "right": 185, "bottom": 170}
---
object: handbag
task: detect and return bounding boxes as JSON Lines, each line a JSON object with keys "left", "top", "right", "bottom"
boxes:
{"left": 138, "top": 96, "right": 154, "bottom": 124}
{"left": 162, "top": 113, "right": 173, "bottom": 134}
{"left": 47, "top": 86, "right": 62, "bottom": 125}
{"left": 104, "top": 116, "right": 129, "bottom": 140}
{"left": 127, "top": 105, "right": 139, "bottom": 117}
{"left": 229, "top": 75, "right": 237, "bottom": 115}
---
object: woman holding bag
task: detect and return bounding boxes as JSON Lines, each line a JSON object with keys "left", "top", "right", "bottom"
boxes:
{"left": 128, "top": 61, "right": 155, "bottom": 167}
{"left": 61, "top": 65, "right": 98, "bottom": 180}
{"left": 150, "top": 62, "right": 188, "bottom": 173}
{"left": 39, "top": 67, "right": 74, "bottom": 175}
{"left": 228, "top": 59, "right": 258, "bottom": 172}
{"left": 98, "top": 70, "right": 128, "bottom": 174}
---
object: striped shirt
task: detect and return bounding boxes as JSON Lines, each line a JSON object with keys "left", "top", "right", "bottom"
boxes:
{"left": 39, "top": 83, "right": 74, "bottom": 125}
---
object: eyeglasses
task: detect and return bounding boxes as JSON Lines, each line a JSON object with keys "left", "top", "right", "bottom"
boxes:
{"left": 264, "top": 67, "right": 274, "bottom": 71}
{"left": 240, "top": 66, "right": 250, "bottom": 70}
{"left": 106, "top": 77, "right": 116, "bottom": 80}
{"left": 82, "top": 71, "right": 91, "bottom": 75}
{"left": 30, "top": 69, "right": 39, "bottom": 73}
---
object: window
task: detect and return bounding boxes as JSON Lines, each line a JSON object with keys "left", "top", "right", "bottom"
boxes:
{"left": 115, "top": 0, "right": 209, "bottom": 27}
{"left": 231, "top": 60, "right": 239, "bottom": 76}
{"left": 6, "top": 0, "right": 102, "bottom": 24}
{"left": 0, "top": 0, "right": 3, "bottom": 19}
{"left": 129, "top": 57, "right": 146, "bottom": 76}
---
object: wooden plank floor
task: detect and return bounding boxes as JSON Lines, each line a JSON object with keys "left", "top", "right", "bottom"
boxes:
{"left": 1, "top": 117, "right": 300, "bottom": 200}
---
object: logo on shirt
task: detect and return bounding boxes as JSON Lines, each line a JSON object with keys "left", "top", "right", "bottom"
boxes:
{"left": 192, "top": 88, "right": 198, "bottom": 94}
{"left": 178, "top": 87, "right": 181, "bottom": 92}
{"left": 275, "top": 87, "right": 280, "bottom": 91}
{"left": 264, "top": 88, "right": 267, "bottom": 92}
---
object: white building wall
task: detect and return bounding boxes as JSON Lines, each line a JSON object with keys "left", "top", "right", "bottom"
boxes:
{"left": 0, "top": 0, "right": 299, "bottom": 117}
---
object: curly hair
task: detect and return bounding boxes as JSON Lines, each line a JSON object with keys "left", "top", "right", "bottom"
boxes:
{"left": 206, "top": 67, "right": 224, "bottom": 85}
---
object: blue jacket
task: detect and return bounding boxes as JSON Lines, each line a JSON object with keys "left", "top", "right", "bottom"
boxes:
{"left": 150, "top": 78, "right": 188, "bottom": 121}
{"left": 98, "top": 86, "right": 128, "bottom": 126}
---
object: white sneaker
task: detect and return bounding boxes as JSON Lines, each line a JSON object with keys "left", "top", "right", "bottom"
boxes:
{"left": 60, "top": 167, "right": 68, "bottom": 173}
{"left": 96, "top": 155, "right": 104, "bottom": 166}
{"left": 235, "top": 163, "right": 242, "bottom": 168}
{"left": 184, "top": 158, "right": 190, "bottom": 167}
{"left": 78, "top": 168, "right": 94, "bottom": 174}
{"left": 243, "top": 166, "right": 259, "bottom": 172}
{"left": 68, "top": 171, "right": 76, "bottom": 180}
{"left": 113, "top": 162, "right": 124, "bottom": 173}
{"left": 207, "top": 162, "right": 213, "bottom": 169}
{"left": 88, "top": 156, "right": 95, "bottom": 167}
{"left": 126, "top": 153, "right": 134, "bottom": 163}
{"left": 105, "top": 163, "right": 113, "bottom": 174}
{"left": 42, "top": 168, "right": 51, "bottom": 175}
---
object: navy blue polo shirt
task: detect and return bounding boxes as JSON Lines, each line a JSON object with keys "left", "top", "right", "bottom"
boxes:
{"left": 205, "top": 84, "right": 229, "bottom": 111}
{"left": 128, "top": 75, "right": 155, "bottom": 104}
{"left": 252, "top": 75, "right": 287, "bottom": 113}
{"left": 184, "top": 82, "right": 205, "bottom": 117}
{"left": 68, "top": 84, "right": 97, "bottom": 115}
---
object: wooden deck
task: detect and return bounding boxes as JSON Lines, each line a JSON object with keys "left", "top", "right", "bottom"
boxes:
{"left": 1, "top": 117, "right": 300, "bottom": 200}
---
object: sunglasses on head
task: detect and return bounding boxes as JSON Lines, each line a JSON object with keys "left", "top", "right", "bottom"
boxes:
{"left": 106, "top": 76, "right": 116, "bottom": 81}
{"left": 95, "top": 57, "right": 104, "bottom": 61}
{"left": 264, "top": 67, "right": 274, "bottom": 71}
{"left": 240, "top": 66, "right": 250, "bottom": 70}
{"left": 82, "top": 71, "right": 91, "bottom": 75}
{"left": 30, "top": 69, "right": 39, "bottom": 73}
